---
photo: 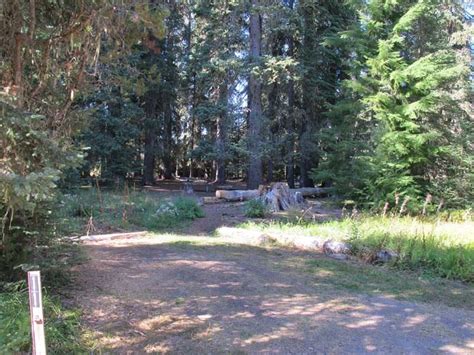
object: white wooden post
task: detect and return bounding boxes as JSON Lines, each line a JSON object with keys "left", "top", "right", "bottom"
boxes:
{"left": 27, "top": 271, "right": 47, "bottom": 355}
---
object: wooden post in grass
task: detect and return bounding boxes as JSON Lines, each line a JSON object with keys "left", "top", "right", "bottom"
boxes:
{"left": 27, "top": 271, "right": 47, "bottom": 355}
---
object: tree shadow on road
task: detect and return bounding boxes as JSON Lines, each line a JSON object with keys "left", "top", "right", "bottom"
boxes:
{"left": 72, "top": 241, "right": 474, "bottom": 354}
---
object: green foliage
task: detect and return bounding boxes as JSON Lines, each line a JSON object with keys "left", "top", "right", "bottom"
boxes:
{"left": 0, "top": 282, "right": 85, "bottom": 353}
{"left": 79, "top": 91, "right": 143, "bottom": 182}
{"left": 174, "top": 197, "right": 206, "bottom": 219}
{"left": 244, "top": 199, "right": 267, "bottom": 218}
{"left": 0, "top": 102, "right": 82, "bottom": 280}
{"left": 58, "top": 189, "right": 204, "bottom": 233}
{"left": 317, "top": 0, "right": 472, "bottom": 206}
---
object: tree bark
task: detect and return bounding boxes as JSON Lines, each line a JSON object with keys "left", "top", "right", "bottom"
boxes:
{"left": 299, "top": 1, "right": 316, "bottom": 188}
{"left": 299, "top": 160, "right": 314, "bottom": 187}
{"left": 267, "top": 159, "right": 274, "bottom": 183}
{"left": 143, "top": 132, "right": 156, "bottom": 185}
{"left": 285, "top": 0, "right": 296, "bottom": 188}
{"left": 163, "top": 103, "right": 174, "bottom": 179}
{"left": 215, "top": 80, "right": 228, "bottom": 184}
{"left": 162, "top": 4, "right": 177, "bottom": 180}
{"left": 247, "top": 0, "right": 263, "bottom": 189}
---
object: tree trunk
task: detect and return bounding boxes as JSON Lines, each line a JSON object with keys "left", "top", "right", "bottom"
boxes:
{"left": 267, "top": 159, "right": 273, "bottom": 183}
{"left": 247, "top": 0, "right": 263, "bottom": 189}
{"left": 10, "top": 0, "right": 24, "bottom": 108}
{"left": 163, "top": 107, "right": 174, "bottom": 179}
{"left": 162, "top": 8, "right": 177, "bottom": 180}
{"left": 215, "top": 80, "right": 228, "bottom": 184}
{"left": 186, "top": 8, "right": 195, "bottom": 179}
{"left": 216, "top": 185, "right": 328, "bottom": 202}
{"left": 285, "top": 0, "right": 296, "bottom": 188}
{"left": 143, "top": 132, "right": 156, "bottom": 185}
{"left": 299, "top": 160, "right": 314, "bottom": 187}
{"left": 189, "top": 72, "right": 197, "bottom": 179}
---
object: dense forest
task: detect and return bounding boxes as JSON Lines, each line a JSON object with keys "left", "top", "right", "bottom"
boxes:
{"left": 1, "top": 1, "right": 473, "bottom": 352}
{"left": 1, "top": 0, "right": 473, "bottom": 273}
{"left": 2, "top": 1, "right": 472, "bottom": 191}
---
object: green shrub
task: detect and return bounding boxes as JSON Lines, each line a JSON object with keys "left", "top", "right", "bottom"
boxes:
{"left": 0, "top": 282, "right": 85, "bottom": 353}
{"left": 58, "top": 189, "right": 205, "bottom": 232}
{"left": 174, "top": 197, "right": 205, "bottom": 219}
{"left": 244, "top": 199, "right": 267, "bottom": 218}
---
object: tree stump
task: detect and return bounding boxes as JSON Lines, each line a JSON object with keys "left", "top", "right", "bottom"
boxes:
{"left": 261, "top": 182, "right": 305, "bottom": 212}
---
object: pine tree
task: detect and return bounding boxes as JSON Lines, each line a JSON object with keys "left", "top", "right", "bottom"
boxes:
{"left": 365, "top": 0, "right": 471, "bottom": 205}
{"left": 325, "top": 0, "right": 472, "bottom": 206}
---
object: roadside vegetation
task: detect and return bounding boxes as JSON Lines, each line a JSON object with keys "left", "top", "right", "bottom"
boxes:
{"left": 0, "top": 282, "right": 88, "bottom": 353}
{"left": 238, "top": 212, "right": 474, "bottom": 283}
{"left": 0, "top": 188, "right": 204, "bottom": 352}
{"left": 57, "top": 188, "right": 205, "bottom": 235}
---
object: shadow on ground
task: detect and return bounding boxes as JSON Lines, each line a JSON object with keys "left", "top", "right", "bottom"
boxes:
{"left": 73, "top": 241, "right": 474, "bottom": 354}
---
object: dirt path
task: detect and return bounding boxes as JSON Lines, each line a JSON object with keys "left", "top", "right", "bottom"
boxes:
{"left": 73, "top": 204, "right": 474, "bottom": 354}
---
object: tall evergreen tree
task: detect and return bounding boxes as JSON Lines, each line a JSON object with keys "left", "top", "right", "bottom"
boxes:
{"left": 322, "top": 0, "right": 472, "bottom": 206}
{"left": 247, "top": 0, "right": 264, "bottom": 188}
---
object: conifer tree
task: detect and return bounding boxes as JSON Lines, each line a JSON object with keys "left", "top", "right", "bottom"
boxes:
{"left": 323, "top": 0, "right": 472, "bottom": 206}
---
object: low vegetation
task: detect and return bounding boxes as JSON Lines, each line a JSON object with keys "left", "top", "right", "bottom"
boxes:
{"left": 244, "top": 199, "right": 267, "bottom": 218}
{"left": 0, "top": 188, "right": 204, "bottom": 353}
{"left": 0, "top": 282, "right": 86, "bottom": 353}
{"left": 238, "top": 213, "right": 474, "bottom": 283}
{"left": 57, "top": 188, "right": 205, "bottom": 235}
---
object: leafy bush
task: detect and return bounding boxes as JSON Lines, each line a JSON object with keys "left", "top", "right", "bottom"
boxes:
{"left": 244, "top": 199, "right": 267, "bottom": 218}
{"left": 0, "top": 282, "right": 85, "bottom": 353}
{"left": 174, "top": 197, "right": 205, "bottom": 219}
{"left": 129, "top": 196, "right": 204, "bottom": 229}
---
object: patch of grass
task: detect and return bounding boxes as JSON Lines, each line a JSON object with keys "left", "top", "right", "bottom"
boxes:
{"left": 56, "top": 188, "right": 205, "bottom": 234}
{"left": 175, "top": 297, "right": 186, "bottom": 305}
{"left": 238, "top": 215, "right": 474, "bottom": 283}
{"left": 244, "top": 199, "right": 267, "bottom": 218}
{"left": 0, "top": 282, "right": 87, "bottom": 353}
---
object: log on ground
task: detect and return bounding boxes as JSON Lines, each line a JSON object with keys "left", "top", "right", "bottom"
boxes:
{"left": 215, "top": 189, "right": 260, "bottom": 201}
{"left": 215, "top": 186, "right": 329, "bottom": 201}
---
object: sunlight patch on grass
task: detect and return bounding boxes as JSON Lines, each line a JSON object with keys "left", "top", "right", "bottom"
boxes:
{"left": 237, "top": 216, "right": 474, "bottom": 283}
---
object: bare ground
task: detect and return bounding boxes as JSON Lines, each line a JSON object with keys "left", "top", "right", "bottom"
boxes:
{"left": 73, "top": 203, "right": 474, "bottom": 354}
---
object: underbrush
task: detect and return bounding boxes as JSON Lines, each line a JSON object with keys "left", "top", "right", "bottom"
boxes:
{"left": 56, "top": 188, "right": 204, "bottom": 234}
{"left": 244, "top": 199, "right": 267, "bottom": 218}
{"left": 239, "top": 215, "right": 474, "bottom": 283}
{"left": 0, "top": 282, "right": 87, "bottom": 353}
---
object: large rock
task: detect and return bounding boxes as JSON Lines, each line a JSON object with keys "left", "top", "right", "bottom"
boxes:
{"left": 375, "top": 249, "right": 398, "bottom": 263}
{"left": 322, "top": 240, "right": 351, "bottom": 255}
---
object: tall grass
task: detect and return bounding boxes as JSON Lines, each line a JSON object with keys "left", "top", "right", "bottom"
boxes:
{"left": 239, "top": 215, "right": 474, "bottom": 282}
{"left": 56, "top": 188, "right": 204, "bottom": 234}
{"left": 0, "top": 282, "right": 86, "bottom": 353}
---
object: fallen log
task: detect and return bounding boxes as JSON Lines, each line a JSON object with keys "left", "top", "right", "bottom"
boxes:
{"left": 215, "top": 186, "right": 329, "bottom": 202}
{"left": 80, "top": 231, "right": 148, "bottom": 242}
{"left": 294, "top": 187, "right": 330, "bottom": 197}
{"left": 215, "top": 189, "right": 260, "bottom": 201}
